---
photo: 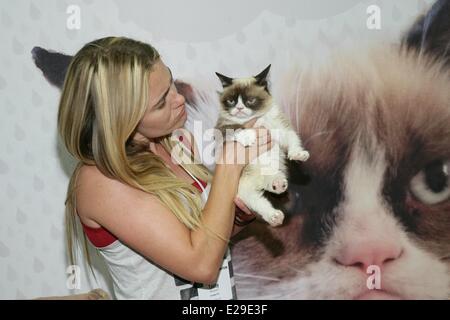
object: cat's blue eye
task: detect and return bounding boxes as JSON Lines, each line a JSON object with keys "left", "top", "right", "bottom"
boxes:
{"left": 226, "top": 99, "right": 236, "bottom": 106}
{"left": 246, "top": 97, "right": 256, "bottom": 105}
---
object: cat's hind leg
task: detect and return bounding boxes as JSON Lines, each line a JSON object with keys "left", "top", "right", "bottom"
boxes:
{"left": 264, "top": 172, "right": 288, "bottom": 194}
{"left": 238, "top": 176, "right": 285, "bottom": 227}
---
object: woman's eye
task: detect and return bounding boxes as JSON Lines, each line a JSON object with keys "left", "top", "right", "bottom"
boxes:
{"left": 246, "top": 97, "right": 256, "bottom": 105}
{"left": 409, "top": 160, "right": 449, "bottom": 205}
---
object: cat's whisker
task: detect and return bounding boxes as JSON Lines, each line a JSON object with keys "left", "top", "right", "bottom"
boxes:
{"left": 443, "top": 41, "right": 450, "bottom": 59}
{"left": 234, "top": 281, "right": 259, "bottom": 287}
{"left": 234, "top": 272, "right": 281, "bottom": 282}
{"left": 286, "top": 265, "right": 301, "bottom": 272}
{"left": 285, "top": 264, "right": 312, "bottom": 278}
{"left": 240, "top": 293, "right": 286, "bottom": 300}
{"left": 303, "top": 130, "right": 336, "bottom": 145}
{"left": 382, "top": 277, "right": 449, "bottom": 289}
{"left": 294, "top": 74, "right": 302, "bottom": 131}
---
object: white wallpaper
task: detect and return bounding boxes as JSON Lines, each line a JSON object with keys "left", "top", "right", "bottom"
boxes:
{"left": 0, "top": 0, "right": 433, "bottom": 299}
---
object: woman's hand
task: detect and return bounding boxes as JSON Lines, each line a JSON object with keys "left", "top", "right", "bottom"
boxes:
{"left": 231, "top": 196, "right": 258, "bottom": 236}
{"left": 217, "top": 118, "right": 273, "bottom": 172}
{"left": 234, "top": 196, "right": 256, "bottom": 216}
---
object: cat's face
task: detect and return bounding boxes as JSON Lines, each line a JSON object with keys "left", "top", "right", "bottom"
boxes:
{"left": 216, "top": 65, "right": 273, "bottom": 121}
{"left": 232, "top": 1, "right": 450, "bottom": 299}
{"left": 232, "top": 49, "right": 450, "bottom": 299}
{"left": 232, "top": 48, "right": 450, "bottom": 299}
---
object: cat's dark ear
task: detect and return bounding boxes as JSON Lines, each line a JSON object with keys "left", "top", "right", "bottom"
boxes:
{"left": 215, "top": 72, "right": 234, "bottom": 88}
{"left": 254, "top": 64, "right": 271, "bottom": 89}
{"left": 31, "top": 47, "right": 73, "bottom": 89}
{"left": 402, "top": 0, "right": 450, "bottom": 66}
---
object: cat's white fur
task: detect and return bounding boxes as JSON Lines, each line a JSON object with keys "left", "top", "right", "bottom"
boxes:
{"left": 234, "top": 146, "right": 448, "bottom": 299}
{"left": 231, "top": 104, "right": 309, "bottom": 226}
{"left": 180, "top": 77, "right": 309, "bottom": 226}
{"left": 258, "top": 148, "right": 448, "bottom": 299}
{"left": 180, "top": 69, "right": 449, "bottom": 299}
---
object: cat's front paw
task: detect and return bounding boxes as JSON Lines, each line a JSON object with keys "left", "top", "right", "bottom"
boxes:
{"left": 266, "top": 210, "right": 285, "bottom": 227}
{"left": 234, "top": 129, "right": 257, "bottom": 147}
{"left": 288, "top": 149, "right": 310, "bottom": 162}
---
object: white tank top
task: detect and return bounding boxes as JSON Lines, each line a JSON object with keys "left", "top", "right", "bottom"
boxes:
{"left": 92, "top": 168, "right": 237, "bottom": 300}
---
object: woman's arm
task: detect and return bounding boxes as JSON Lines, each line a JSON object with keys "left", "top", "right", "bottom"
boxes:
{"left": 77, "top": 164, "right": 241, "bottom": 285}
{"left": 77, "top": 129, "right": 271, "bottom": 285}
{"left": 189, "top": 164, "right": 242, "bottom": 281}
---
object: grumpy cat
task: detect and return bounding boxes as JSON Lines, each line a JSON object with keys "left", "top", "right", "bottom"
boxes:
{"left": 214, "top": 66, "right": 309, "bottom": 227}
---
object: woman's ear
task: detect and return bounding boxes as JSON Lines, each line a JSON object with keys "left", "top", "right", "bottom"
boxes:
{"left": 402, "top": 0, "right": 450, "bottom": 66}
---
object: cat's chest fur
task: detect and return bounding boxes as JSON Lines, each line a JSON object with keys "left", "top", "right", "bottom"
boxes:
{"left": 253, "top": 104, "right": 288, "bottom": 139}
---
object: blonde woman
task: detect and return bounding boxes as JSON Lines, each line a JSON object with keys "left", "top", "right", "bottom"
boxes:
{"left": 58, "top": 37, "right": 273, "bottom": 299}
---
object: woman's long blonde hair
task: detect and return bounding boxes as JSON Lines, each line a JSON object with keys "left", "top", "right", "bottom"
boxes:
{"left": 58, "top": 37, "right": 212, "bottom": 267}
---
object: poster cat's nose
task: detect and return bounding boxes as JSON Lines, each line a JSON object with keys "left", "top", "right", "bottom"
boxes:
{"left": 334, "top": 238, "right": 403, "bottom": 272}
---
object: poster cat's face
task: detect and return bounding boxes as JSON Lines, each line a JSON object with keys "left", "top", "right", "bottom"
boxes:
{"left": 232, "top": 48, "right": 450, "bottom": 299}
{"left": 232, "top": 1, "right": 450, "bottom": 299}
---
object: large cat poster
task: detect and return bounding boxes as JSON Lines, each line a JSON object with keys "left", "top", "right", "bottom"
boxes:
{"left": 0, "top": 0, "right": 448, "bottom": 300}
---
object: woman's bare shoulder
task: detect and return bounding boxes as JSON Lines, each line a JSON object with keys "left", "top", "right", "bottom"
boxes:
{"left": 76, "top": 165, "right": 156, "bottom": 225}
{"left": 78, "top": 164, "right": 145, "bottom": 193}
{"left": 77, "top": 165, "right": 118, "bottom": 189}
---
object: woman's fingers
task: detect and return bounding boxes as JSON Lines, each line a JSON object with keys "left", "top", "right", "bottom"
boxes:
{"left": 245, "top": 137, "right": 273, "bottom": 164}
{"left": 255, "top": 127, "right": 271, "bottom": 146}
{"left": 235, "top": 127, "right": 273, "bottom": 164}
{"left": 216, "top": 125, "right": 273, "bottom": 167}
{"left": 247, "top": 127, "right": 271, "bottom": 147}
{"left": 234, "top": 197, "right": 256, "bottom": 216}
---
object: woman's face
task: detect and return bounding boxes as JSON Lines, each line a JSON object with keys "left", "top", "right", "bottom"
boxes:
{"left": 134, "top": 59, "right": 187, "bottom": 142}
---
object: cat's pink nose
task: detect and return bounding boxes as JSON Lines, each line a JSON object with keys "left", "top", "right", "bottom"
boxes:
{"left": 334, "top": 238, "right": 403, "bottom": 272}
